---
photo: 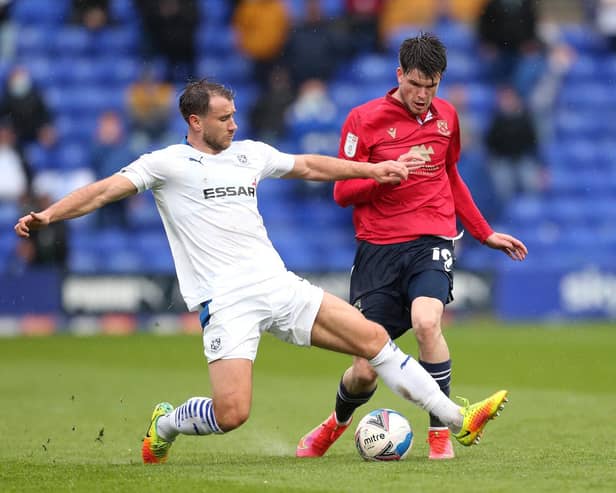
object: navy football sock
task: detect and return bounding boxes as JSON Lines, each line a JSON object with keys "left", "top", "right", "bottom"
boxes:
{"left": 334, "top": 379, "right": 376, "bottom": 424}
{"left": 419, "top": 359, "right": 452, "bottom": 428}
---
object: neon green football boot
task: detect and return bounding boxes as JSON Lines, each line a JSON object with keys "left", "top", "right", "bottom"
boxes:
{"left": 454, "top": 390, "right": 508, "bottom": 446}
{"left": 142, "top": 402, "right": 174, "bottom": 463}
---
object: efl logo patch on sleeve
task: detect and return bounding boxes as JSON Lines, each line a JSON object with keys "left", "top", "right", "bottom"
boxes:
{"left": 344, "top": 132, "right": 359, "bottom": 158}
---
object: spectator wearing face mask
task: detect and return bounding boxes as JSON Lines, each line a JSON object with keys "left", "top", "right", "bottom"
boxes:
{"left": 0, "top": 65, "right": 57, "bottom": 151}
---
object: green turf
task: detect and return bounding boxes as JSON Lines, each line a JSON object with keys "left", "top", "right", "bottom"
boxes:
{"left": 1, "top": 321, "right": 615, "bottom": 492}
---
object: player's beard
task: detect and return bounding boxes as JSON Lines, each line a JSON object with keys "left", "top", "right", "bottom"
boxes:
{"left": 202, "top": 131, "right": 234, "bottom": 152}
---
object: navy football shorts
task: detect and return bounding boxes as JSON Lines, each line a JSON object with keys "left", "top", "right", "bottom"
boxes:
{"left": 349, "top": 236, "right": 455, "bottom": 340}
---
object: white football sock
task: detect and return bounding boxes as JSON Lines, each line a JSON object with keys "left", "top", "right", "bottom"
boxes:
{"left": 157, "top": 397, "right": 223, "bottom": 441}
{"left": 369, "top": 341, "right": 463, "bottom": 431}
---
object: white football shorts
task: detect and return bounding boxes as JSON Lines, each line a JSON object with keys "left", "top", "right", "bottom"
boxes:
{"left": 200, "top": 271, "right": 324, "bottom": 363}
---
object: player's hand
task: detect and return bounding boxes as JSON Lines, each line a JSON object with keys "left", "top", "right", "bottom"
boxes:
{"left": 372, "top": 160, "right": 409, "bottom": 184}
{"left": 484, "top": 232, "right": 528, "bottom": 261}
{"left": 397, "top": 149, "right": 427, "bottom": 173}
{"left": 14, "top": 211, "right": 50, "bottom": 238}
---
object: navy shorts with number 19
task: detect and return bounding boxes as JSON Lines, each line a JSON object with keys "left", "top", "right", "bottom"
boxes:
{"left": 349, "top": 236, "right": 455, "bottom": 340}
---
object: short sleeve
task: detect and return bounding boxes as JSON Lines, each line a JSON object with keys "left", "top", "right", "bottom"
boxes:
{"left": 117, "top": 152, "right": 167, "bottom": 192}
{"left": 255, "top": 141, "right": 295, "bottom": 179}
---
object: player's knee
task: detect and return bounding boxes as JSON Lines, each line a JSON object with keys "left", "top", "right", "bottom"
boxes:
{"left": 359, "top": 322, "right": 390, "bottom": 359}
{"left": 351, "top": 362, "right": 378, "bottom": 388}
{"left": 412, "top": 313, "right": 441, "bottom": 342}
{"left": 214, "top": 402, "right": 251, "bottom": 431}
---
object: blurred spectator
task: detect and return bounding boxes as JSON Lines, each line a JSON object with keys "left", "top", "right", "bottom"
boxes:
{"left": 343, "top": 0, "right": 385, "bottom": 53}
{"left": 477, "top": 0, "right": 546, "bottom": 98}
{"left": 90, "top": 111, "right": 135, "bottom": 228}
{"left": 594, "top": 0, "right": 616, "bottom": 51}
{"left": 70, "top": 0, "right": 111, "bottom": 30}
{"left": 231, "top": 0, "right": 290, "bottom": 89}
{"left": 0, "top": 117, "right": 29, "bottom": 202}
{"left": 485, "top": 85, "right": 543, "bottom": 209}
{"left": 0, "top": 65, "right": 56, "bottom": 152}
{"left": 135, "top": 0, "right": 199, "bottom": 83}
{"left": 282, "top": 0, "right": 351, "bottom": 89}
{"left": 0, "top": 0, "right": 15, "bottom": 61}
{"left": 447, "top": 84, "right": 499, "bottom": 222}
{"left": 287, "top": 79, "right": 338, "bottom": 199}
{"left": 286, "top": 78, "right": 337, "bottom": 128}
{"left": 127, "top": 67, "right": 175, "bottom": 151}
{"left": 530, "top": 41, "right": 576, "bottom": 140}
{"left": 249, "top": 66, "right": 295, "bottom": 144}
{"left": 14, "top": 193, "right": 68, "bottom": 272}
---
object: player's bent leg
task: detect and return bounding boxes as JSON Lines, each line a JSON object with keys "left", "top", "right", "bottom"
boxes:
{"left": 208, "top": 358, "right": 254, "bottom": 431}
{"left": 310, "top": 292, "right": 461, "bottom": 427}
{"left": 411, "top": 296, "right": 454, "bottom": 459}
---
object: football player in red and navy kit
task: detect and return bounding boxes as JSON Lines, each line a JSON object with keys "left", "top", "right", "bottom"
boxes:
{"left": 297, "top": 33, "right": 527, "bottom": 460}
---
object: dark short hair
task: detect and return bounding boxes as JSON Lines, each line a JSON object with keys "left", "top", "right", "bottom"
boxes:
{"left": 399, "top": 32, "right": 447, "bottom": 79}
{"left": 178, "top": 79, "right": 235, "bottom": 122}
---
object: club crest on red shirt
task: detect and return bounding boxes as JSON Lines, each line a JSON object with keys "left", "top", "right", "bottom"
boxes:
{"left": 437, "top": 120, "right": 450, "bottom": 136}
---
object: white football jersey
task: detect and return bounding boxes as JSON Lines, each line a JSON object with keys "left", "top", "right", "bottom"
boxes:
{"left": 119, "top": 140, "right": 295, "bottom": 311}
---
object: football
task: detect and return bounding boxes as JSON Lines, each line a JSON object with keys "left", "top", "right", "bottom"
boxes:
{"left": 354, "top": 408, "right": 413, "bottom": 461}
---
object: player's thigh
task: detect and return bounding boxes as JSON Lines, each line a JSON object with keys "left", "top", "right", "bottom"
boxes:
{"left": 310, "top": 291, "right": 389, "bottom": 359}
{"left": 208, "top": 358, "right": 253, "bottom": 429}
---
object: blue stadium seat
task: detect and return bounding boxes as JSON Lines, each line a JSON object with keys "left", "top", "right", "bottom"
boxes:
{"left": 384, "top": 25, "right": 423, "bottom": 54}
{"left": 52, "top": 28, "right": 93, "bottom": 56}
{"left": 103, "top": 248, "right": 144, "bottom": 273}
{"left": 134, "top": 231, "right": 174, "bottom": 273}
{"left": 68, "top": 249, "right": 101, "bottom": 274}
{"left": 24, "top": 143, "right": 54, "bottom": 171}
{"left": 55, "top": 143, "right": 90, "bottom": 170}
{"left": 92, "top": 27, "right": 139, "bottom": 56}
{"left": 16, "top": 26, "right": 54, "bottom": 57}
{"left": 26, "top": 56, "right": 58, "bottom": 85}
{"left": 434, "top": 20, "right": 477, "bottom": 53}
{"left": 198, "top": 0, "right": 229, "bottom": 22}
{"left": 345, "top": 53, "right": 396, "bottom": 84}
{"left": 445, "top": 51, "right": 479, "bottom": 83}
{"left": 11, "top": 0, "right": 70, "bottom": 25}
{"left": 554, "top": 109, "right": 602, "bottom": 140}
{"left": 297, "top": 130, "right": 341, "bottom": 155}
{"left": 507, "top": 196, "right": 543, "bottom": 223}
{"left": 195, "top": 25, "right": 236, "bottom": 54}
{"left": 0, "top": 202, "right": 18, "bottom": 231}
{"left": 110, "top": 0, "right": 139, "bottom": 24}
{"left": 558, "top": 24, "right": 608, "bottom": 54}
{"left": 558, "top": 82, "right": 611, "bottom": 110}
{"left": 197, "top": 55, "right": 254, "bottom": 83}
{"left": 95, "top": 55, "right": 140, "bottom": 85}
{"left": 55, "top": 114, "right": 97, "bottom": 142}
{"left": 565, "top": 55, "right": 601, "bottom": 82}
{"left": 329, "top": 81, "right": 392, "bottom": 114}
{"left": 127, "top": 193, "right": 162, "bottom": 230}
{"left": 57, "top": 57, "right": 100, "bottom": 85}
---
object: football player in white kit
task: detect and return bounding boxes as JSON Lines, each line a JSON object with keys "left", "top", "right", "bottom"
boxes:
{"left": 14, "top": 80, "right": 508, "bottom": 464}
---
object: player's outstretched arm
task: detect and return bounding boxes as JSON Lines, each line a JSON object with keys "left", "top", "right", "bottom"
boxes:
{"left": 14, "top": 175, "right": 137, "bottom": 238}
{"left": 484, "top": 232, "right": 528, "bottom": 261}
{"left": 285, "top": 154, "right": 408, "bottom": 184}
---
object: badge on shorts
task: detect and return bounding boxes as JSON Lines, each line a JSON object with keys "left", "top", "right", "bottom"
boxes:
{"left": 344, "top": 132, "right": 359, "bottom": 158}
{"left": 210, "top": 337, "right": 222, "bottom": 352}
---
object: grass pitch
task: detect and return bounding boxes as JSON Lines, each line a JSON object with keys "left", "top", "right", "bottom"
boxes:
{"left": 1, "top": 321, "right": 615, "bottom": 492}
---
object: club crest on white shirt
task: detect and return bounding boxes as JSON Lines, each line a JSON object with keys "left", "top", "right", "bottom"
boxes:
{"left": 344, "top": 132, "right": 358, "bottom": 158}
